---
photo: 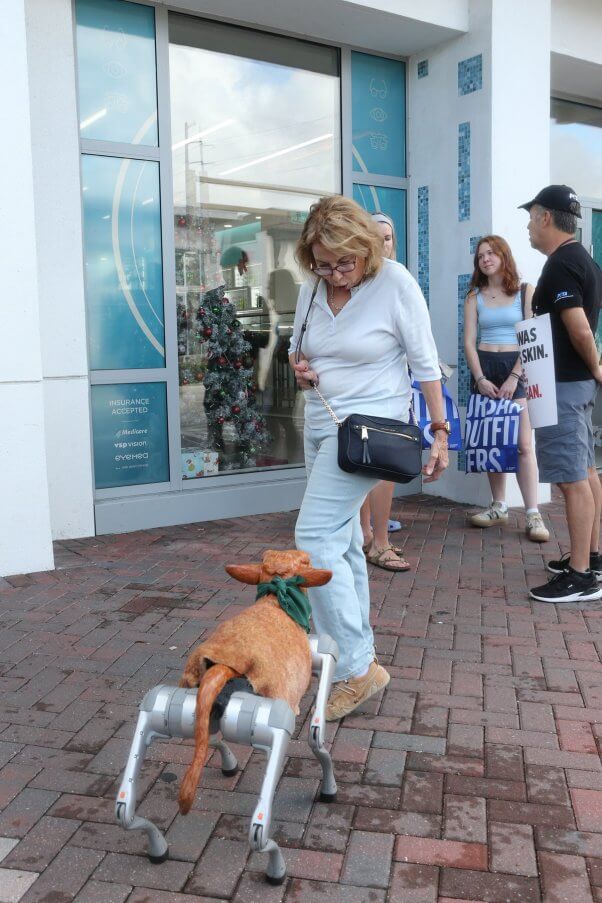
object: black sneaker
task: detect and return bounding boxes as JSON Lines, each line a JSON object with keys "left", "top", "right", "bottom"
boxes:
{"left": 546, "top": 552, "right": 602, "bottom": 581}
{"left": 529, "top": 567, "right": 602, "bottom": 603}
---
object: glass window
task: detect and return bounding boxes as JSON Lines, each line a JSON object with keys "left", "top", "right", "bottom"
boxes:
{"left": 351, "top": 52, "right": 406, "bottom": 179}
{"left": 91, "top": 382, "right": 169, "bottom": 488}
{"left": 169, "top": 16, "right": 340, "bottom": 478}
{"left": 550, "top": 98, "right": 602, "bottom": 199}
{"left": 76, "top": 0, "right": 158, "bottom": 146}
{"left": 169, "top": 17, "right": 339, "bottom": 197}
{"left": 353, "top": 184, "right": 407, "bottom": 264}
{"left": 82, "top": 154, "right": 165, "bottom": 370}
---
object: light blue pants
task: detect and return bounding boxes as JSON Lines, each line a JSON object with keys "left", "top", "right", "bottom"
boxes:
{"left": 295, "top": 427, "right": 380, "bottom": 681}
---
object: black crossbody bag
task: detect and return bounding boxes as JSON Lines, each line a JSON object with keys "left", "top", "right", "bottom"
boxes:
{"left": 294, "top": 279, "right": 423, "bottom": 483}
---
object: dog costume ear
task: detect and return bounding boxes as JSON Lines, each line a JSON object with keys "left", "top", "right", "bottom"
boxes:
{"left": 297, "top": 567, "right": 332, "bottom": 587}
{"left": 225, "top": 563, "right": 262, "bottom": 585}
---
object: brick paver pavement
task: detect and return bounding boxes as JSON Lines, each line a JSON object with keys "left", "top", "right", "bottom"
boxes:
{"left": 1, "top": 492, "right": 602, "bottom": 901}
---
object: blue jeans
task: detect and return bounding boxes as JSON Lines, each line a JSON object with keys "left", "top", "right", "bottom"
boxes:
{"left": 295, "top": 426, "right": 380, "bottom": 681}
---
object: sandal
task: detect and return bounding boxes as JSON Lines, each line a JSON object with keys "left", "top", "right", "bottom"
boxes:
{"left": 363, "top": 540, "right": 403, "bottom": 555}
{"left": 365, "top": 543, "right": 411, "bottom": 572}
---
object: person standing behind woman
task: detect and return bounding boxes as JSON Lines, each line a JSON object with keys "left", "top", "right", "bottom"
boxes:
{"left": 464, "top": 235, "right": 549, "bottom": 542}
{"left": 290, "top": 196, "right": 448, "bottom": 721}
{"left": 359, "top": 212, "right": 411, "bottom": 571}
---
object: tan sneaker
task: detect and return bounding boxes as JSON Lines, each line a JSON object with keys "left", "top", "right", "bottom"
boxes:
{"left": 325, "top": 660, "right": 390, "bottom": 721}
{"left": 526, "top": 511, "right": 550, "bottom": 543}
{"left": 470, "top": 501, "right": 508, "bottom": 528}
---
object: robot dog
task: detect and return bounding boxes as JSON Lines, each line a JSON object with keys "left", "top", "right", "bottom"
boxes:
{"left": 115, "top": 550, "right": 339, "bottom": 884}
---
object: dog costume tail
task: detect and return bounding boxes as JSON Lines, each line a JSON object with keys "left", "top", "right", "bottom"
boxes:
{"left": 178, "top": 663, "right": 240, "bottom": 815}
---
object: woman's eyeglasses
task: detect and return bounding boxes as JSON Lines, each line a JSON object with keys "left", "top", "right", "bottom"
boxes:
{"left": 312, "top": 258, "right": 356, "bottom": 277}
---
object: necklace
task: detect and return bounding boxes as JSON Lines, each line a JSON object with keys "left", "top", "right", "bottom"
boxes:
{"left": 328, "top": 284, "right": 346, "bottom": 312}
{"left": 485, "top": 285, "right": 502, "bottom": 301}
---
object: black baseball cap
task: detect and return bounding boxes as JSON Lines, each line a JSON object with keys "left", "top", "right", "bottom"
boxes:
{"left": 518, "top": 184, "right": 581, "bottom": 218}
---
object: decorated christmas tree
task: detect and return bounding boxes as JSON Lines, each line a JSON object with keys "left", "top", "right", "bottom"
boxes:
{"left": 196, "top": 285, "right": 270, "bottom": 469}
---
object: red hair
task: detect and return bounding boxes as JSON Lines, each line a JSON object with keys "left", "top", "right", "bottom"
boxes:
{"left": 469, "top": 235, "right": 521, "bottom": 295}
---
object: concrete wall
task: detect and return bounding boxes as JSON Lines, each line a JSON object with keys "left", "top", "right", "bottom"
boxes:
{"left": 26, "top": 0, "right": 95, "bottom": 542}
{"left": 551, "top": 0, "right": 602, "bottom": 67}
{"left": 1, "top": 0, "right": 94, "bottom": 575}
{"left": 408, "top": 0, "right": 552, "bottom": 507}
{"left": 165, "top": 0, "right": 468, "bottom": 57}
{"left": 0, "top": 0, "right": 54, "bottom": 575}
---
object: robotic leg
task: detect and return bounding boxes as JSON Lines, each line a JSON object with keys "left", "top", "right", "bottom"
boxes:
{"left": 220, "top": 693, "right": 294, "bottom": 884}
{"left": 114, "top": 686, "right": 294, "bottom": 882}
{"left": 114, "top": 684, "right": 239, "bottom": 863}
{"left": 308, "top": 634, "right": 339, "bottom": 801}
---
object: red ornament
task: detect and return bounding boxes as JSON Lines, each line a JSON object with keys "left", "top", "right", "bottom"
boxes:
{"left": 177, "top": 215, "right": 187, "bottom": 227}
{"left": 226, "top": 328, "right": 232, "bottom": 336}
{"left": 217, "top": 416, "right": 225, "bottom": 424}
{"left": 234, "top": 360, "right": 242, "bottom": 370}
{"left": 203, "top": 327, "right": 212, "bottom": 337}
{"left": 195, "top": 372, "right": 203, "bottom": 382}
{"left": 232, "top": 404, "right": 241, "bottom": 415}
{"left": 182, "top": 377, "right": 190, "bottom": 385}
{"left": 218, "top": 356, "right": 227, "bottom": 367}
{"left": 199, "top": 307, "right": 206, "bottom": 316}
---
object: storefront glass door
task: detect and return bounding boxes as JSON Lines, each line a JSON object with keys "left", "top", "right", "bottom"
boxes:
{"left": 169, "top": 16, "right": 340, "bottom": 480}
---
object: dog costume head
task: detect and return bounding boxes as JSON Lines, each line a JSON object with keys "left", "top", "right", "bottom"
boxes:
{"left": 226, "top": 549, "right": 332, "bottom": 589}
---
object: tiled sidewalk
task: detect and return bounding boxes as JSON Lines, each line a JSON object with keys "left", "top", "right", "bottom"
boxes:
{"left": 1, "top": 493, "right": 602, "bottom": 902}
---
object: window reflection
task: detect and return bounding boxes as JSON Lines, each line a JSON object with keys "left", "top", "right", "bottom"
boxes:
{"left": 550, "top": 98, "right": 602, "bottom": 199}
{"left": 169, "top": 17, "right": 340, "bottom": 477}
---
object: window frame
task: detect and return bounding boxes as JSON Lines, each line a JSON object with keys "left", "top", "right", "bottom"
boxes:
{"left": 73, "top": 0, "right": 410, "bottom": 502}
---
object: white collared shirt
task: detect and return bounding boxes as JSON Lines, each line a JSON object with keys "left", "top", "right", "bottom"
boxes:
{"left": 289, "top": 258, "right": 440, "bottom": 431}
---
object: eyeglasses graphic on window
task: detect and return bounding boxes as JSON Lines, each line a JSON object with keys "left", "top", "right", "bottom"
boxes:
{"left": 312, "top": 258, "right": 356, "bottom": 277}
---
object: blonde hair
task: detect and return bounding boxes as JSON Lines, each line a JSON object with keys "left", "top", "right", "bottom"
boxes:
{"left": 296, "top": 196, "right": 384, "bottom": 278}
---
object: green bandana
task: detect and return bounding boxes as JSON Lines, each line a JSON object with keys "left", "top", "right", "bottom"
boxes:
{"left": 255, "top": 575, "right": 312, "bottom": 633}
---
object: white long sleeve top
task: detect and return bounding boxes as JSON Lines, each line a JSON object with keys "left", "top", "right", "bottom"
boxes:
{"left": 289, "top": 258, "right": 440, "bottom": 431}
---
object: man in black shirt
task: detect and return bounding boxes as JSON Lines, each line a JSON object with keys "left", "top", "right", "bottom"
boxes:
{"left": 520, "top": 185, "right": 602, "bottom": 603}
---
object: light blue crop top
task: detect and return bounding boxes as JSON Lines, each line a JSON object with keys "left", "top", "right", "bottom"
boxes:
{"left": 477, "top": 291, "right": 522, "bottom": 345}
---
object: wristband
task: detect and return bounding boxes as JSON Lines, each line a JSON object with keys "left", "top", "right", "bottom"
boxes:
{"left": 509, "top": 372, "right": 520, "bottom": 381}
{"left": 476, "top": 376, "right": 487, "bottom": 384}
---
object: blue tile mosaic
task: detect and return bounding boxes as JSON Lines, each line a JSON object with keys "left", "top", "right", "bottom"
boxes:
{"left": 469, "top": 235, "right": 481, "bottom": 255}
{"left": 417, "top": 186, "right": 429, "bottom": 305}
{"left": 417, "top": 59, "right": 428, "bottom": 79}
{"left": 458, "top": 54, "right": 482, "bottom": 96}
{"left": 457, "top": 273, "right": 472, "bottom": 407}
{"left": 458, "top": 122, "right": 471, "bottom": 222}
{"left": 457, "top": 272, "right": 472, "bottom": 471}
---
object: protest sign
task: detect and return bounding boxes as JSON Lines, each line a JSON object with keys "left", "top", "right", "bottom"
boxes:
{"left": 464, "top": 394, "right": 521, "bottom": 473}
{"left": 411, "top": 380, "right": 462, "bottom": 451}
{"left": 515, "top": 313, "right": 557, "bottom": 428}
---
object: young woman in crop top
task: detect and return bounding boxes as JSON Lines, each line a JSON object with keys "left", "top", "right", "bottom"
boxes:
{"left": 464, "top": 235, "right": 549, "bottom": 542}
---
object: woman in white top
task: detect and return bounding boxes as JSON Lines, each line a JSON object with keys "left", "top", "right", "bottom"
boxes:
{"left": 289, "top": 196, "right": 448, "bottom": 721}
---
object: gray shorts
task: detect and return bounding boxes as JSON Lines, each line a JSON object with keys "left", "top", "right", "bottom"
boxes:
{"left": 535, "top": 379, "right": 598, "bottom": 484}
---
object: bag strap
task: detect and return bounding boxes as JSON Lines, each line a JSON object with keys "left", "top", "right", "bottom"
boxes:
{"left": 294, "top": 278, "right": 343, "bottom": 427}
{"left": 311, "top": 383, "right": 343, "bottom": 427}
{"left": 294, "top": 277, "right": 321, "bottom": 365}
{"left": 520, "top": 282, "right": 527, "bottom": 319}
